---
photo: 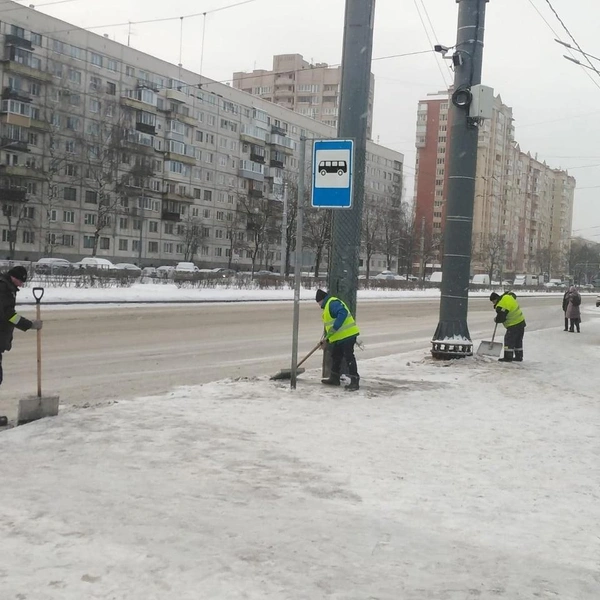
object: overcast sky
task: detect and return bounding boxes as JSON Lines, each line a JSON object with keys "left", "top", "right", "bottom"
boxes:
{"left": 33, "top": 0, "right": 600, "bottom": 240}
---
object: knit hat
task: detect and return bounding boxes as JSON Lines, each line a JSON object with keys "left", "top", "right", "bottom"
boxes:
{"left": 489, "top": 292, "right": 500, "bottom": 303}
{"left": 315, "top": 289, "right": 327, "bottom": 303}
{"left": 8, "top": 265, "right": 27, "bottom": 283}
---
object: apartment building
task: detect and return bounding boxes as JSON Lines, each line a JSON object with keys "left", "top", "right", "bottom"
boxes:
{"left": 233, "top": 54, "right": 375, "bottom": 139}
{"left": 0, "top": 4, "right": 402, "bottom": 269}
{"left": 413, "top": 90, "right": 575, "bottom": 276}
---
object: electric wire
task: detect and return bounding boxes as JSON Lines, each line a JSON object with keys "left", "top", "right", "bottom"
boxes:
{"left": 525, "top": 0, "right": 600, "bottom": 92}
{"left": 418, "top": 0, "right": 453, "bottom": 79}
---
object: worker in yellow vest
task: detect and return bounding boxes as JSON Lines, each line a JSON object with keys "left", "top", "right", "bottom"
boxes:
{"left": 315, "top": 289, "right": 360, "bottom": 391}
{"left": 489, "top": 291, "right": 526, "bottom": 362}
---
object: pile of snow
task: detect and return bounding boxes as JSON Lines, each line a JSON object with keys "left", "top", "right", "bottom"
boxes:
{"left": 1, "top": 308, "right": 598, "bottom": 598}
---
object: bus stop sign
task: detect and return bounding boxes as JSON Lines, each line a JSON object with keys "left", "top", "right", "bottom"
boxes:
{"left": 311, "top": 139, "right": 354, "bottom": 208}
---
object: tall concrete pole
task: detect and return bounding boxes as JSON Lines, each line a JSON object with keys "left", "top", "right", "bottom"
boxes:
{"left": 327, "top": 0, "right": 376, "bottom": 317}
{"left": 431, "top": 0, "right": 489, "bottom": 359}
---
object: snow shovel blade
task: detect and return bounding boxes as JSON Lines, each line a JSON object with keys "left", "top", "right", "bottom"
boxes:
{"left": 270, "top": 367, "right": 306, "bottom": 381}
{"left": 476, "top": 340, "right": 503, "bottom": 357}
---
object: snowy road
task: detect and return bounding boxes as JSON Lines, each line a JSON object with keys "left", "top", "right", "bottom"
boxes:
{"left": 0, "top": 294, "right": 564, "bottom": 421}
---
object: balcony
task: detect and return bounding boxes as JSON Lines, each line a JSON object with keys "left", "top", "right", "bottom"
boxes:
{"left": 249, "top": 188, "right": 263, "bottom": 199}
{"left": 0, "top": 137, "right": 29, "bottom": 152}
{"left": 164, "top": 152, "right": 196, "bottom": 166}
{"left": 0, "top": 186, "right": 27, "bottom": 202}
{"left": 135, "top": 121, "right": 156, "bottom": 136}
{"left": 166, "top": 88, "right": 187, "bottom": 103}
{"left": 269, "top": 133, "right": 295, "bottom": 153}
{"left": 162, "top": 190, "right": 194, "bottom": 203}
{"left": 0, "top": 61, "right": 52, "bottom": 82}
{"left": 5, "top": 35, "right": 33, "bottom": 50}
{"left": 161, "top": 210, "right": 182, "bottom": 222}
{"left": 271, "top": 124, "right": 286, "bottom": 136}
{"left": 270, "top": 159, "right": 284, "bottom": 169}
{"left": 1, "top": 86, "right": 31, "bottom": 103}
{"left": 0, "top": 164, "right": 44, "bottom": 179}
{"left": 250, "top": 151, "right": 265, "bottom": 164}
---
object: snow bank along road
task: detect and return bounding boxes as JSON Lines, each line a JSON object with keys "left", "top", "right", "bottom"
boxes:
{"left": 0, "top": 295, "right": 565, "bottom": 421}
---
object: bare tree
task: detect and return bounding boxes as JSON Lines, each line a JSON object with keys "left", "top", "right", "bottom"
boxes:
{"left": 224, "top": 208, "right": 247, "bottom": 270}
{"left": 361, "top": 199, "right": 386, "bottom": 279}
{"left": 475, "top": 232, "right": 507, "bottom": 282}
{"left": 303, "top": 203, "right": 332, "bottom": 277}
{"left": 177, "top": 215, "right": 204, "bottom": 262}
{"left": 0, "top": 180, "right": 31, "bottom": 258}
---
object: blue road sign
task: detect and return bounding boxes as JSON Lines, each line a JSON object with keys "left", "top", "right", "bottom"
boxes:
{"left": 311, "top": 139, "right": 354, "bottom": 208}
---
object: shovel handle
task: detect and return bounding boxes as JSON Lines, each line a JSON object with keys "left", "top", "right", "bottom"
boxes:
{"left": 297, "top": 342, "right": 322, "bottom": 369}
{"left": 491, "top": 321, "right": 498, "bottom": 343}
{"left": 32, "top": 287, "right": 43, "bottom": 397}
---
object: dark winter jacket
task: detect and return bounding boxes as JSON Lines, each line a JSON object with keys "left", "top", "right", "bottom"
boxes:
{"left": 0, "top": 273, "right": 33, "bottom": 352}
{"left": 562, "top": 291, "right": 569, "bottom": 313}
{"left": 566, "top": 287, "right": 581, "bottom": 320}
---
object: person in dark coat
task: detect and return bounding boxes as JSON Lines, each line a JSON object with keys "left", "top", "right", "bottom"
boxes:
{"left": 0, "top": 266, "right": 42, "bottom": 387}
{"left": 566, "top": 285, "right": 581, "bottom": 333}
{"left": 561, "top": 289, "right": 570, "bottom": 331}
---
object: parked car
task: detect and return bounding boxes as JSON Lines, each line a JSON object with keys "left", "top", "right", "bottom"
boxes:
{"left": 34, "top": 257, "right": 72, "bottom": 274}
{"left": 73, "top": 257, "right": 116, "bottom": 270}
{"left": 142, "top": 267, "right": 157, "bottom": 277}
{"left": 175, "top": 262, "right": 199, "bottom": 273}
{"left": 211, "top": 267, "right": 236, "bottom": 277}
{"left": 255, "top": 269, "right": 280, "bottom": 277}
{"left": 156, "top": 265, "right": 175, "bottom": 278}
{"left": 114, "top": 263, "right": 142, "bottom": 275}
{"left": 374, "top": 270, "right": 402, "bottom": 281}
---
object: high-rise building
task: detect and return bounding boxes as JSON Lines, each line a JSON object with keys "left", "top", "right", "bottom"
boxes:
{"left": 413, "top": 90, "right": 575, "bottom": 277}
{"left": 233, "top": 54, "right": 375, "bottom": 139}
{"left": 0, "top": 4, "right": 400, "bottom": 270}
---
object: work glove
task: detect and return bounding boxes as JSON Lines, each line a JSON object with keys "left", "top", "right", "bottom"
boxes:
{"left": 30, "top": 320, "right": 43, "bottom": 330}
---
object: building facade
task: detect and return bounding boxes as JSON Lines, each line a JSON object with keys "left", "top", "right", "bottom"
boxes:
{"left": 233, "top": 54, "right": 375, "bottom": 139}
{"left": 413, "top": 90, "right": 575, "bottom": 277}
{"left": 0, "top": 4, "right": 401, "bottom": 270}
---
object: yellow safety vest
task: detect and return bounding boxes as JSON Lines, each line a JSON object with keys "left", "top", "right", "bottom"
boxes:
{"left": 496, "top": 293, "right": 525, "bottom": 328}
{"left": 322, "top": 297, "right": 360, "bottom": 342}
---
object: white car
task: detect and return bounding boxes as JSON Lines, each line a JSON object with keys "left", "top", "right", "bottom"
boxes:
{"left": 73, "top": 257, "right": 116, "bottom": 270}
{"left": 115, "top": 263, "right": 142, "bottom": 275}
{"left": 373, "top": 270, "right": 403, "bottom": 281}
{"left": 156, "top": 265, "right": 175, "bottom": 278}
{"left": 175, "top": 262, "right": 199, "bottom": 273}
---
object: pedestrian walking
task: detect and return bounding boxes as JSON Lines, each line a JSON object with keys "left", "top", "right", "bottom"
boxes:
{"left": 562, "top": 289, "right": 570, "bottom": 331}
{"left": 489, "top": 291, "right": 526, "bottom": 362}
{"left": 315, "top": 288, "right": 360, "bottom": 391}
{"left": 0, "top": 266, "right": 43, "bottom": 387}
{"left": 566, "top": 285, "right": 581, "bottom": 333}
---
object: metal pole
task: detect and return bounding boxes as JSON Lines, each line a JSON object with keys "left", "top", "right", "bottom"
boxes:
{"left": 431, "top": 0, "right": 489, "bottom": 359}
{"left": 327, "top": 0, "right": 376, "bottom": 316}
{"left": 138, "top": 198, "right": 144, "bottom": 264}
{"left": 290, "top": 137, "right": 306, "bottom": 389}
{"left": 280, "top": 182, "right": 288, "bottom": 277}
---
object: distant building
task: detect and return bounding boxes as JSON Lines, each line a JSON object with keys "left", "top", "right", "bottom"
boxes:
{"left": 233, "top": 54, "right": 375, "bottom": 139}
{"left": 0, "top": 4, "right": 400, "bottom": 269}
{"left": 413, "top": 90, "right": 575, "bottom": 276}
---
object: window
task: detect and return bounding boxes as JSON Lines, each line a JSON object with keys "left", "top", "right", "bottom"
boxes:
{"left": 49, "top": 210, "right": 57, "bottom": 222}
{"left": 89, "top": 99, "right": 100, "bottom": 113}
{"left": 90, "top": 76, "right": 101, "bottom": 91}
{"left": 84, "top": 213, "right": 96, "bottom": 225}
{"left": 65, "top": 164, "right": 78, "bottom": 177}
{"left": 66, "top": 117, "right": 80, "bottom": 131}
{"left": 28, "top": 132, "right": 38, "bottom": 146}
{"left": 106, "top": 81, "right": 116, "bottom": 96}
{"left": 149, "top": 221, "right": 158, "bottom": 233}
{"left": 22, "top": 230, "right": 34, "bottom": 244}
{"left": 90, "top": 52, "right": 103, "bottom": 67}
{"left": 194, "top": 188, "right": 202, "bottom": 199}
{"left": 203, "top": 190, "right": 212, "bottom": 202}
{"left": 196, "top": 130, "right": 203, "bottom": 143}
{"left": 69, "top": 69, "right": 82, "bottom": 85}
{"left": 118, "top": 217, "right": 128, "bottom": 229}
{"left": 64, "top": 187, "right": 77, "bottom": 201}
{"left": 216, "top": 211, "right": 224, "bottom": 221}
{"left": 63, "top": 210, "right": 75, "bottom": 223}
{"left": 164, "top": 223, "right": 174, "bottom": 235}
{"left": 26, "top": 181, "right": 38, "bottom": 196}
{"left": 119, "top": 239, "right": 128, "bottom": 251}
{"left": 163, "top": 242, "right": 173, "bottom": 253}
{"left": 100, "top": 237, "right": 110, "bottom": 250}
{"left": 63, "top": 234, "right": 74, "bottom": 247}
{"left": 125, "top": 66, "right": 135, "bottom": 77}
{"left": 148, "top": 241, "right": 159, "bottom": 253}
{"left": 29, "top": 82, "right": 41, "bottom": 96}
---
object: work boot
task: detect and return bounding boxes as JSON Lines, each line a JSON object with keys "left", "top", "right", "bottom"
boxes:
{"left": 498, "top": 350, "right": 514, "bottom": 362}
{"left": 321, "top": 374, "right": 340, "bottom": 386}
{"left": 345, "top": 377, "right": 360, "bottom": 392}
{"left": 514, "top": 350, "right": 523, "bottom": 362}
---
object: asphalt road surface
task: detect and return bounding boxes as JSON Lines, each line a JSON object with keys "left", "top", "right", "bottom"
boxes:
{"left": 0, "top": 295, "right": 564, "bottom": 421}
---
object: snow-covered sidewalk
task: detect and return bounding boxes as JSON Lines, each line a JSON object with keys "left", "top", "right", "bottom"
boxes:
{"left": 1, "top": 310, "right": 599, "bottom": 599}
